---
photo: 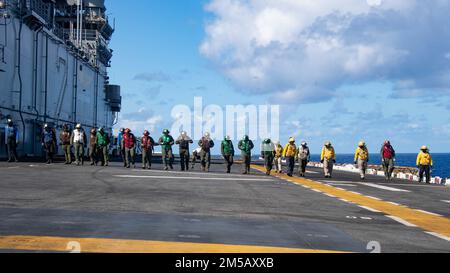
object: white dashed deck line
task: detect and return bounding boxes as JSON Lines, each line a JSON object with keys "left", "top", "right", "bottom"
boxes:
{"left": 358, "top": 206, "right": 381, "bottom": 213}
{"left": 362, "top": 183, "right": 410, "bottom": 192}
{"left": 348, "top": 191, "right": 362, "bottom": 195}
{"left": 424, "top": 232, "right": 450, "bottom": 242}
{"left": 387, "top": 201, "right": 401, "bottom": 206}
{"left": 114, "top": 175, "right": 274, "bottom": 182}
{"left": 386, "top": 215, "right": 417, "bottom": 227}
{"left": 441, "top": 200, "right": 450, "bottom": 204}
{"left": 311, "top": 189, "right": 322, "bottom": 193}
{"left": 323, "top": 193, "right": 336, "bottom": 198}
{"left": 414, "top": 209, "right": 443, "bottom": 217}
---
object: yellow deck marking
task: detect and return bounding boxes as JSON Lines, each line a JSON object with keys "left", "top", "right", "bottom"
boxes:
{"left": 252, "top": 165, "right": 450, "bottom": 238}
{"left": 0, "top": 236, "right": 344, "bottom": 253}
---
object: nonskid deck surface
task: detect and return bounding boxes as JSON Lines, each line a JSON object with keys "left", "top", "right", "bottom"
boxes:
{"left": 0, "top": 162, "right": 449, "bottom": 253}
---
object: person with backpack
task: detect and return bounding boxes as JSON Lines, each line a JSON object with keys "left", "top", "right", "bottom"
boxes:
{"left": 5, "top": 119, "right": 19, "bottom": 163}
{"left": 321, "top": 141, "right": 336, "bottom": 178}
{"left": 221, "top": 135, "right": 235, "bottom": 173}
{"left": 283, "top": 138, "right": 297, "bottom": 177}
{"left": 297, "top": 141, "right": 310, "bottom": 177}
{"left": 198, "top": 132, "right": 215, "bottom": 172}
{"left": 274, "top": 141, "right": 283, "bottom": 173}
{"left": 60, "top": 124, "right": 72, "bottom": 165}
{"left": 96, "top": 127, "right": 110, "bottom": 166}
{"left": 238, "top": 135, "right": 254, "bottom": 174}
{"left": 141, "top": 130, "right": 156, "bottom": 170}
{"left": 89, "top": 128, "right": 97, "bottom": 166}
{"left": 261, "top": 138, "right": 275, "bottom": 176}
{"left": 159, "top": 129, "right": 175, "bottom": 171}
{"left": 417, "top": 146, "right": 433, "bottom": 184}
{"left": 354, "top": 140, "right": 370, "bottom": 180}
{"left": 122, "top": 128, "right": 136, "bottom": 169}
{"left": 176, "top": 131, "right": 194, "bottom": 171}
{"left": 381, "top": 140, "right": 396, "bottom": 181}
{"left": 71, "top": 123, "right": 87, "bottom": 166}
{"left": 41, "top": 124, "right": 57, "bottom": 164}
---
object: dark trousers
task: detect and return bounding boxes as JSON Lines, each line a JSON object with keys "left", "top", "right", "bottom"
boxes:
{"left": 44, "top": 141, "right": 55, "bottom": 163}
{"left": 264, "top": 155, "right": 274, "bottom": 173}
{"left": 224, "top": 155, "right": 234, "bottom": 173}
{"left": 142, "top": 149, "right": 152, "bottom": 169}
{"left": 7, "top": 137, "right": 18, "bottom": 162}
{"left": 180, "top": 149, "right": 190, "bottom": 171}
{"left": 200, "top": 150, "right": 211, "bottom": 170}
{"left": 162, "top": 148, "right": 173, "bottom": 168}
{"left": 299, "top": 159, "right": 308, "bottom": 175}
{"left": 419, "top": 165, "right": 431, "bottom": 183}
{"left": 242, "top": 154, "right": 251, "bottom": 173}
{"left": 286, "top": 156, "right": 295, "bottom": 176}
{"left": 120, "top": 145, "right": 126, "bottom": 166}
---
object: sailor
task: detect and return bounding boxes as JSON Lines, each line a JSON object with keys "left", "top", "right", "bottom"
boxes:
{"left": 238, "top": 135, "right": 254, "bottom": 175}
{"left": 159, "top": 129, "right": 175, "bottom": 171}
{"left": 60, "top": 124, "right": 72, "bottom": 164}
{"left": 198, "top": 132, "right": 215, "bottom": 172}
{"left": 273, "top": 141, "right": 283, "bottom": 174}
{"left": 191, "top": 146, "right": 202, "bottom": 170}
{"left": 283, "top": 138, "right": 297, "bottom": 177}
{"left": 41, "top": 124, "right": 57, "bottom": 164}
{"left": 118, "top": 128, "right": 126, "bottom": 167}
{"left": 298, "top": 141, "right": 311, "bottom": 177}
{"left": 71, "top": 123, "right": 87, "bottom": 166}
{"left": 261, "top": 138, "right": 275, "bottom": 176}
{"left": 321, "top": 141, "right": 336, "bottom": 178}
{"left": 417, "top": 146, "right": 433, "bottom": 184}
{"left": 141, "top": 130, "right": 156, "bottom": 170}
{"left": 221, "top": 135, "right": 235, "bottom": 173}
{"left": 176, "top": 131, "right": 194, "bottom": 171}
{"left": 122, "top": 128, "right": 136, "bottom": 169}
{"left": 354, "top": 141, "right": 370, "bottom": 180}
{"left": 5, "top": 119, "right": 19, "bottom": 163}
{"left": 381, "top": 140, "right": 396, "bottom": 181}
{"left": 96, "top": 127, "right": 110, "bottom": 166}
{"left": 89, "top": 128, "right": 97, "bottom": 166}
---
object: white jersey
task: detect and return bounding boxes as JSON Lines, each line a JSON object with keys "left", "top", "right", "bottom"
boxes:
{"left": 72, "top": 129, "right": 85, "bottom": 144}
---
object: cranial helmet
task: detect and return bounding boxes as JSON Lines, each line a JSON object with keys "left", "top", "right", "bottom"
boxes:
{"left": 163, "top": 129, "right": 170, "bottom": 135}
{"left": 76, "top": 123, "right": 82, "bottom": 129}
{"left": 301, "top": 141, "right": 307, "bottom": 146}
{"left": 421, "top": 145, "right": 428, "bottom": 151}
{"left": 289, "top": 137, "right": 295, "bottom": 143}
{"left": 325, "top": 141, "right": 332, "bottom": 147}
{"left": 359, "top": 141, "right": 366, "bottom": 147}
{"left": 225, "top": 135, "right": 231, "bottom": 141}
{"left": 144, "top": 130, "right": 150, "bottom": 136}
{"left": 264, "top": 138, "right": 271, "bottom": 144}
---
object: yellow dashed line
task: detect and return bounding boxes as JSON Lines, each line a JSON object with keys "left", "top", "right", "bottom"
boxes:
{"left": 0, "top": 236, "right": 345, "bottom": 253}
{"left": 252, "top": 165, "right": 450, "bottom": 238}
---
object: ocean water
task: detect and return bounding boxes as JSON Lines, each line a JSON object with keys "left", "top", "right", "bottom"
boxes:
{"left": 308, "top": 153, "right": 450, "bottom": 179}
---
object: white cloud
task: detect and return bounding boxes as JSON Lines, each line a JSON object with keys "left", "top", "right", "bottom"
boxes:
{"left": 201, "top": 0, "right": 450, "bottom": 103}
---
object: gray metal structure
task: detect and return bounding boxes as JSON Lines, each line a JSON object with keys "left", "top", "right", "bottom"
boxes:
{"left": 0, "top": 0, "right": 121, "bottom": 157}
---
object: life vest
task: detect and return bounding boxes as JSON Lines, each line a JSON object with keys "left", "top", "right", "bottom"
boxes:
{"left": 383, "top": 145, "right": 394, "bottom": 159}
{"left": 97, "top": 132, "right": 108, "bottom": 147}
{"left": 275, "top": 145, "right": 283, "bottom": 158}
{"left": 6, "top": 126, "right": 17, "bottom": 139}
{"left": 60, "top": 131, "right": 71, "bottom": 145}
{"left": 72, "top": 129, "right": 85, "bottom": 144}
{"left": 355, "top": 147, "right": 369, "bottom": 161}
{"left": 43, "top": 130, "right": 54, "bottom": 144}
{"left": 141, "top": 136, "right": 154, "bottom": 150}
{"left": 283, "top": 144, "right": 297, "bottom": 157}
{"left": 200, "top": 137, "right": 213, "bottom": 151}
{"left": 123, "top": 133, "right": 135, "bottom": 149}
{"left": 417, "top": 152, "right": 433, "bottom": 166}
{"left": 322, "top": 147, "right": 336, "bottom": 160}
{"left": 239, "top": 140, "right": 253, "bottom": 154}
{"left": 222, "top": 140, "right": 234, "bottom": 155}
{"left": 160, "top": 135, "right": 174, "bottom": 149}
{"left": 298, "top": 146, "right": 310, "bottom": 160}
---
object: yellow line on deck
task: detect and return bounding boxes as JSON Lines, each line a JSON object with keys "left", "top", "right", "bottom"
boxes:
{"left": 252, "top": 165, "right": 450, "bottom": 238}
{"left": 0, "top": 236, "right": 344, "bottom": 253}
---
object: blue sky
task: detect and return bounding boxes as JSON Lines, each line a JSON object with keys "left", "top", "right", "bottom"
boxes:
{"left": 107, "top": 0, "right": 450, "bottom": 154}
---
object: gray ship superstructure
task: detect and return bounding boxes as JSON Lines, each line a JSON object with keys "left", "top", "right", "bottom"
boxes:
{"left": 0, "top": 0, "right": 121, "bottom": 157}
